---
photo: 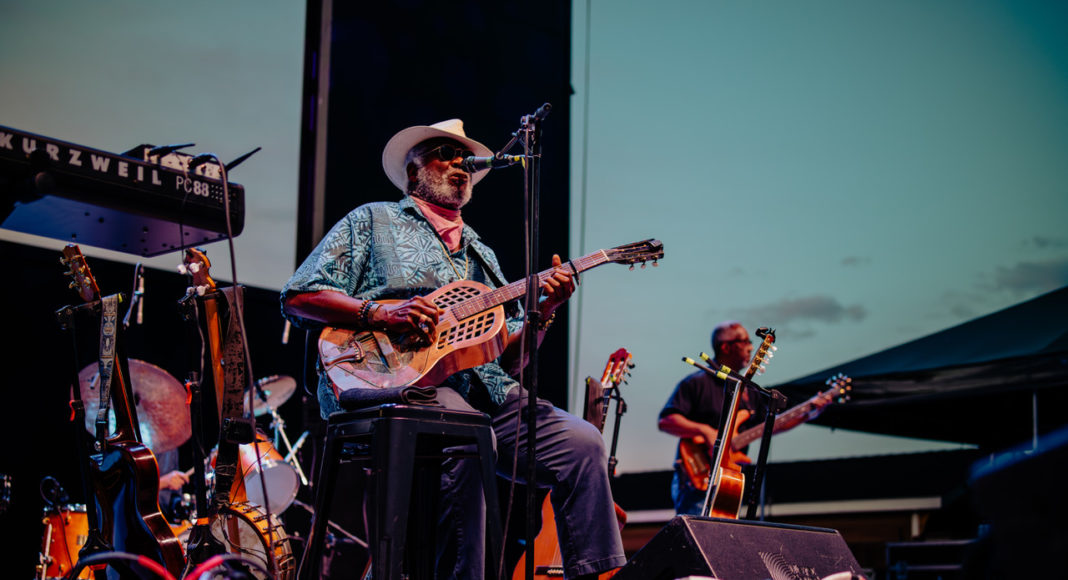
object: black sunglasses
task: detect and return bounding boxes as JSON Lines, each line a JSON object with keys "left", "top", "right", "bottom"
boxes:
{"left": 424, "top": 143, "right": 475, "bottom": 162}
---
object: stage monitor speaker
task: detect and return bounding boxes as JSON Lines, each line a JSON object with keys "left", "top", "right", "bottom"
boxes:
{"left": 614, "top": 516, "right": 864, "bottom": 580}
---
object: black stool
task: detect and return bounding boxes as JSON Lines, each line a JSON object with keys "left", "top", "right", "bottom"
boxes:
{"left": 299, "top": 404, "right": 502, "bottom": 580}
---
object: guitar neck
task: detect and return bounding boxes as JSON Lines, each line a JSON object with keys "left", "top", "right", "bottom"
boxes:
{"left": 449, "top": 249, "right": 611, "bottom": 320}
{"left": 732, "top": 394, "right": 819, "bottom": 450}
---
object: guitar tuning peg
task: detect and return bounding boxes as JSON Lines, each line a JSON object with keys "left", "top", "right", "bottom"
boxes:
{"left": 189, "top": 262, "right": 201, "bottom": 273}
{"left": 176, "top": 264, "right": 188, "bottom": 275}
{"left": 640, "top": 262, "right": 646, "bottom": 269}
{"left": 653, "top": 260, "right": 658, "bottom": 267}
{"left": 196, "top": 285, "right": 207, "bottom": 296}
{"left": 769, "top": 345, "right": 778, "bottom": 352}
{"left": 628, "top": 264, "right": 635, "bottom": 271}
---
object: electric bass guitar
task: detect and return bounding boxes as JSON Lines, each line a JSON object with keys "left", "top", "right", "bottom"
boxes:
{"left": 513, "top": 348, "right": 633, "bottom": 580}
{"left": 61, "top": 244, "right": 184, "bottom": 576}
{"left": 319, "top": 239, "right": 663, "bottom": 396}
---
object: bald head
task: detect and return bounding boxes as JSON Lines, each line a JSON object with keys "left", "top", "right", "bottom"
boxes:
{"left": 711, "top": 321, "right": 752, "bottom": 370}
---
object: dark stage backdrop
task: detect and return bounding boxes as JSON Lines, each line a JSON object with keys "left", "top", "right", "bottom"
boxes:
{"left": 299, "top": 0, "right": 574, "bottom": 407}
{"left": 0, "top": 1, "right": 574, "bottom": 572}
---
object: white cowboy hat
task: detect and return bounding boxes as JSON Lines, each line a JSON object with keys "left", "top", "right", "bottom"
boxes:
{"left": 381, "top": 118, "right": 494, "bottom": 191}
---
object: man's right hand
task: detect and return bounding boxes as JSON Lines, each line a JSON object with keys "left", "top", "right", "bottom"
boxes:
{"left": 372, "top": 296, "right": 443, "bottom": 344}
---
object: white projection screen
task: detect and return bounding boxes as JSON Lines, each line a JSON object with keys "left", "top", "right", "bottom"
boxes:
{"left": 566, "top": 1, "right": 1068, "bottom": 473}
{"left": 0, "top": 1, "right": 305, "bottom": 291}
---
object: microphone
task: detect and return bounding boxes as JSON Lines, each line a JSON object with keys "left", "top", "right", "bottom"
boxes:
{"left": 459, "top": 154, "right": 524, "bottom": 173}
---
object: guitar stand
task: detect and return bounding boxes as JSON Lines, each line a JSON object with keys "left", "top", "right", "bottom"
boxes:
{"left": 743, "top": 387, "right": 788, "bottom": 521}
{"left": 604, "top": 381, "right": 628, "bottom": 478}
{"left": 700, "top": 376, "right": 742, "bottom": 516}
{"left": 57, "top": 302, "right": 114, "bottom": 580}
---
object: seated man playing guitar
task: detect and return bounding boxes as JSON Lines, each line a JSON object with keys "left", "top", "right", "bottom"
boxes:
{"left": 658, "top": 321, "right": 829, "bottom": 516}
{"left": 281, "top": 119, "right": 626, "bottom": 580}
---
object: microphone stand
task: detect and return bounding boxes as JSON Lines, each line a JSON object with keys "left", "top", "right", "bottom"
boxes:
{"left": 498, "top": 102, "right": 551, "bottom": 580}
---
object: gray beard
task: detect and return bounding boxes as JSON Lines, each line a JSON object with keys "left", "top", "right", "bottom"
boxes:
{"left": 411, "top": 164, "right": 472, "bottom": 209}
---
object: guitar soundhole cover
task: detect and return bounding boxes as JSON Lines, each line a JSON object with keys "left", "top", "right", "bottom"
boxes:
{"left": 436, "top": 285, "right": 482, "bottom": 308}
{"left": 439, "top": 312, "right": 496, "bottom": 348}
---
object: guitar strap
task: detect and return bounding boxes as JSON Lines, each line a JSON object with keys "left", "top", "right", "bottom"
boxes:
{"left": 210, "top": 285, "right": 254, "bottom": 511}
{"left": 469, "top": 243, "right": 507, "bottom": 288}
{"left": 93, "top": 294, "right": 120, "bottom": 447}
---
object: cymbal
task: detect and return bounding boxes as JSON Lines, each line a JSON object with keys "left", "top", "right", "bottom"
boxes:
{"left": 245, "top": 375, "right": 298, "bottom": 416}
{"left": 78, "top": 359, "right": 191, "bottom": 454}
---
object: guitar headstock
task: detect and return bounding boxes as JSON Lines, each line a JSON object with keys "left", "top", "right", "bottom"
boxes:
{"left": 822, "top": 373, "right": 853, "bottom": 403}
{"left": 60, "top": 244, "right": 100, "bottom": 303}
{"left": 605, "top": 239, "right": 663, "bottom": 269}
{"left": 600, "top": 348, "right": 634, "bottom": 390}
{"left": 743, "top": 327, "right": 777, "bottom": 380}
{"left": 179, "top": 247, "right": 217, "bottom": 294}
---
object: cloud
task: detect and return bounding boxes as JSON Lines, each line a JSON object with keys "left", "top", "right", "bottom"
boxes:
{"left": 740, "top": 295, "right": 867, "bottom": 325}
{"left": 1027, "top": 236, "right": 1068, "bottom": 250}
{"left": 991, "top": 257, "right": 1068, "bottom": 294}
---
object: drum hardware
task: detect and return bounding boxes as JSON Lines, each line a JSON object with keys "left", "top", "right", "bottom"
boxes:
{"left": 248, "top": 375, "right": 310, "bottom": 489}
{"left": 290, "top": 498, "right": 367, "bottom": 548}
{"left": 266, "top": 405, "right": 309, "bottom": 488}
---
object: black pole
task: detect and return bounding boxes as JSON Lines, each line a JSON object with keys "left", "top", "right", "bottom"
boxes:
{"left": 605, "top": 388, "right": 627, "bottom": 477}
{"left": 744, "top": 388, "right": 787, "bottom": 520}
{"left": 518, "top": 102, "right": 550, "bottom": 580}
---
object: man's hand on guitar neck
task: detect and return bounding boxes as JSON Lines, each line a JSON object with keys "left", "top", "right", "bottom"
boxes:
{"left": 369, "top": 295, "right": 442, "bottom": 345}
{"left": 500, "top": 254, "right": 575, "bottom": 373}
{"left": 537, "top": 254, "right": 577, "bottom": 320}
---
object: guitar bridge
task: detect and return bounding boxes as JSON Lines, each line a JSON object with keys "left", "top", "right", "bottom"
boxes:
{"left": 321, "top": 340, "right": 365, "bottom": 368}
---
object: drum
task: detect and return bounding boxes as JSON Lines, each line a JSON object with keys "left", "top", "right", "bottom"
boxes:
{"left": 37, "top": 504, "right": 92, "bottom": 580}
{"left": 234, "top": 432, "right": 300, "bottom": 514}
{"left": 209, "top": 502, "right": 295, "bottom": 580}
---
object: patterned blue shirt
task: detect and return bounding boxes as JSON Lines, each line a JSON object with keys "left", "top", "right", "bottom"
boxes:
{"left": 281, "top": 195, "right": 524, "bottom": 417}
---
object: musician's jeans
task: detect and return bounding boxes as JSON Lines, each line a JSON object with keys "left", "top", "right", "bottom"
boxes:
{"left": 671, "top": 467, "right": 706, "bottom": 516}
{"left": 435, "top": 387, "right": 626, "bottom": 580}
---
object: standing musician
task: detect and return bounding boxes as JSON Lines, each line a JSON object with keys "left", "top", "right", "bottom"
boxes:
{"left": 281, "top": 119, "right": 626, "bottom": 579}
{"left": 658, "top": 321, "right": 828, "bottom": 516}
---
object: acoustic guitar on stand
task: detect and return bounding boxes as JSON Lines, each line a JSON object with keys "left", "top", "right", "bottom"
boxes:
{"left": 60, "top": 244, "right": 184, "bottom": 577}
{"left": 319, "top": 239, "right": 663, "bottom": 396}
{"left": 679, "top": 328, "right": 776, "bottom": 519}
{"left": 678, "top": 371, "right": 852, "bottom": 493}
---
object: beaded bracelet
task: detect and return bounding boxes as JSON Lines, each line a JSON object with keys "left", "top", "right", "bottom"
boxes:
{"left": 359, "top": 300, "right": 377, "bottom": 328}
{"left": 536, "top": 311, "right": 556, "bottom": 332}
